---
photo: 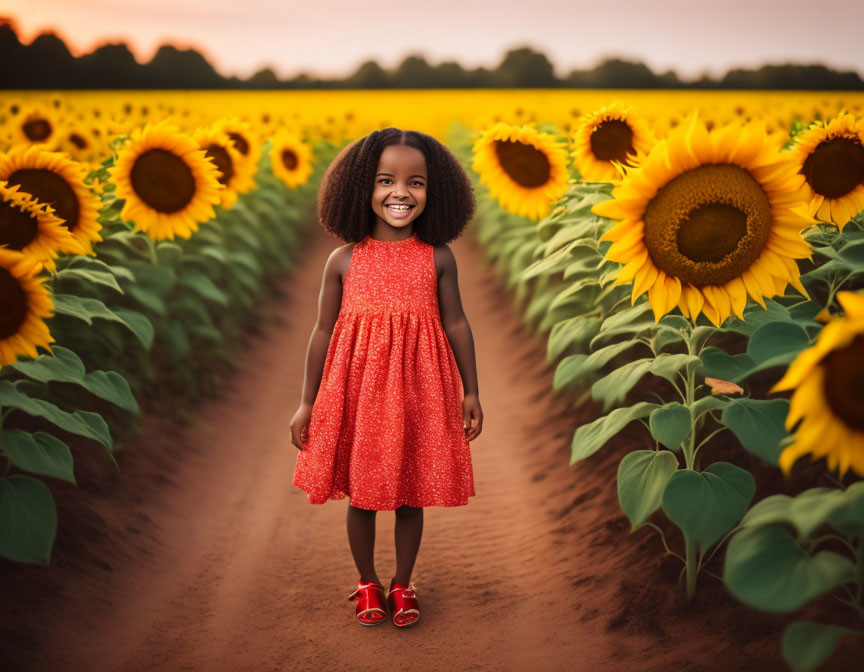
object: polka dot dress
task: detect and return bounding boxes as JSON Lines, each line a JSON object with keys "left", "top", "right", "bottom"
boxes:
{"left": 293, "top": 232, "right": 476, "bottom": 511}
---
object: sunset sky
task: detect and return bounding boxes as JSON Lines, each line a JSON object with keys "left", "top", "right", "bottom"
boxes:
{"left": 5, "top": 0, "right": 864, "bottom": 81}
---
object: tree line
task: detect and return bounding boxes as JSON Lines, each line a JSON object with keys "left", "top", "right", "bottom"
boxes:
{"left": 1, "top": 19, "right": 861, "bottom": 90}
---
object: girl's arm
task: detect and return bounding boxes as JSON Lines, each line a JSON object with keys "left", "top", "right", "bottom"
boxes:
{"left": 299, "top": 246, "right": 350, "bottom": 406}
{"left": 435, "top": 245, "right": 479, "bottom": 398}
{"left": 436, "top": 245, "right": 482, "bottom": 440}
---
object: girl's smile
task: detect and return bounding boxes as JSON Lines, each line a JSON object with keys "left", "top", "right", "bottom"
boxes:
{"left": 385, "top": 203, "right": 414, "bottom": 218}
{"left": 372, "top": 144, "right": 427, "bottom": 233}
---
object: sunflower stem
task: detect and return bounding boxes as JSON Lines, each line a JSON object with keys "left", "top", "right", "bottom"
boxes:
{"left": 668, "top": 376, "right": 686, "bottom": 404}
{"left": 693, "top": 426, "right": 728, "bottom": 459}
{"left": 684, "top": 534, "right": 698, "bottom": 600}
{"left": 679, "top": 331, "right": 701, "bottom": 600}
{"left": 684, "top": 338, "right": 697, "bottom": 472}
{"left": 643, "top": 521, "right": 686, "bottom": 564}
{"left": 700, "top": 526, "right": 739, "bottom": 567}
{"left": 826, "top": 272, "right": 840, "bottom": 308}
{"left": 700, "top": 569, "right": 723, "bottom": 582}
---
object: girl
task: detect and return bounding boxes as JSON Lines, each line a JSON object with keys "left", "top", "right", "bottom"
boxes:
{"left": 289, "top": 128, "right": 483, "bottom": 629}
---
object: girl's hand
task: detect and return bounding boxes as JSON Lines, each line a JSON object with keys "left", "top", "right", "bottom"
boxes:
{"left": 462, "top": 394, "right": 483, "bottom": 442}
{"left": 290, "top": 403, "right": 313, "bottom": 451}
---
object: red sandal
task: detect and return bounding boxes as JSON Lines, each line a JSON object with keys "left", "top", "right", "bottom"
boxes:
{"left": 347, "top": 580, "right": 388, "bottom": 626}
{"left": 387, "top": 579, "right": 420, "bottom": 628}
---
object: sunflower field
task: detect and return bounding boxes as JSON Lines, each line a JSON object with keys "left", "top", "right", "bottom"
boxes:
{"left": 0, "top": 94, "right": 326, "bottom": 575}
{"left": 2, "top": 90, "right": 864, "bottom": 671}
{"left": 449, "top": 93, "right": 864, "bottom": 672}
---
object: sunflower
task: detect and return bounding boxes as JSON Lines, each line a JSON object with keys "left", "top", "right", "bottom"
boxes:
{"left": 0, "top": 181, "right": 86, "bottom": 274}
{"left": 592, "top": 112, "right": 813, "bottom": 327}
{"left": 108, "top": 120, "right": 223, "bottom": 241}
{"left": 471, "top": 123, "right": 570, "bottom": 220}
{"left": 0, "top": 144, "right": 103, "bottom": 255}
{"left": 269, "top": 131, "right": 314, "bottom": 189}
{"left": 48, "top": 95, "right": 66, "bottom": 113}
{"left": 258, "top": 112, "right": 282, "bottom": 141}
{"left": 770, "top": 291, "right": 864, "bottom": 478}
{"left": 4, "top": 102, "right": 62, "bottom": 150}
{"left": 56, "top": 126, "right": 100, "bottom": 165}
{"left": 211, "top": 117, "right": 260, "bottom": 194}
{"left": 790, "top": 112, "right": 864, "bottom": 229}
{"left": 570, "top": 102, "right": 656, "bottom": 182}
{"left": 195, "top": 123, "right": 260, "bottom": 200}
{"left": 192, "top": 125, "right": 249, "bottom": 209}
{"left": 84, "top": 121, "right": 116, "bottom": 166}
{"left": 0, "top": 248, "right": 54, "bottom": 367}
{"left": 0, "top": 97, "right": 25, "bottom": 120}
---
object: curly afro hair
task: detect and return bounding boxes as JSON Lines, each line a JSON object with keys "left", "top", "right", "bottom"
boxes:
{"left": 317, "top": 127, "right": 476, "bottom": 246}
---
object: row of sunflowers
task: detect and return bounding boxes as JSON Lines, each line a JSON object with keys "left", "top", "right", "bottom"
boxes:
{"left": 5, "top": 89, "right": 863, "bottom": 155}
{"left": 452, "top": 102, "right": 864, "bottom": 672}
{"left": 0, "top": 97, "right": 327, "bottom": 576}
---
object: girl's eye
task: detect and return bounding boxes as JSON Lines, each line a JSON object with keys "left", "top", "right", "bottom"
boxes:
{"left": 379, "top": 179, "right": 424, "bottom": 186}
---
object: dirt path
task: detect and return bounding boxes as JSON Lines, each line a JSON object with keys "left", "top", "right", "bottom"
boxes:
{"left": 3, "top": 226, "right": 861, "bottom": 672}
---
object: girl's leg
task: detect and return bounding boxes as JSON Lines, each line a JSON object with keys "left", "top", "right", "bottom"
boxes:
{"left": 393, "top": 505, "right": 423, "bottom": 585}
{"left": 347, "top": 503, "right": 381, "bottom": 585}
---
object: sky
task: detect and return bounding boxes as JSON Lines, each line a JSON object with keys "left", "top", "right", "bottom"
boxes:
{"left": 4, "top": 0, "right": 864, "bottom": 81}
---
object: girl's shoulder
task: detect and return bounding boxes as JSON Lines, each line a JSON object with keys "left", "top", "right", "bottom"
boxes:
{"left": 321, "top": 241, "right": 357, "bottom": 285}
{"left": 335, "top": 241, "right": 358, "bottom": 282}
{"left": 432, "top": 242, "right": 456, "bottom": 278}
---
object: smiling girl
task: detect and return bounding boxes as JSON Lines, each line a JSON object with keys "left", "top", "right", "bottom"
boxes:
{"left": 289, "top": 127, "right": 483, "bottom": 628}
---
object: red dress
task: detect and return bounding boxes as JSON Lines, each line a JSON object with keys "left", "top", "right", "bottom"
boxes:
{"left": 293, "top": 232, "right": 476, "bottom": 510}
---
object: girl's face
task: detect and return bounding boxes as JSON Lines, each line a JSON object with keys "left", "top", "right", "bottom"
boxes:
{"left": 371, "top": 144, "right": 427, "bottom": 232}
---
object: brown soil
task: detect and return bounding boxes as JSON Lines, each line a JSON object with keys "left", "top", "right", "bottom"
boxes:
{"left": 1, "top": 226, "right": 862, "bottom": 672}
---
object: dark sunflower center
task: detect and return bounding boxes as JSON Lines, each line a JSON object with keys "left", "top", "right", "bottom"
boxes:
{"left": 23, "top": 118, "right": 51, "bottom": 141}
{"left": 281, "top": 150, "right": 298, "bottom": 171}
{"left": 589, "top": 119, "right": 636, "bottom": 162}
{"left": 204, "top": 144, "right": 234, "bottom": 186}
{"left": 493, "top": 139, "right": 551, "bottom": 188}
{"left": 69, "top": 132, "right": 88, "bottom": 150}
{"left": 228, "top": 132, "right": 249, "bottom": 156}
{"left": 677, "top": 203, "right": 748, "bottom": 263}
{"left": 0, "top": 268, "right": 28, "bottom": 340}
{"left": 130, "top": 148, "right": 196, "bottom": 214}
{"left": 643, "top": 164, "right": 772, "bottom": 286}
{"left": 801, "top": 136, "right": 864, "bottom": 200}
{"left": 8, "top": 168, "right": 80, "bottom": 233}
{"left": 822, "top": 333, "right": 864, "bottom": 432}
{"left": 0, "top": 201, "right": 39, "bottom": 250}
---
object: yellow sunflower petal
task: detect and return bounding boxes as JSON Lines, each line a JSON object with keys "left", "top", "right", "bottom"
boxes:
{"left": 836, "top": 291, "right": 864, "bottom": 319}
{"left": 771, "top": 320, "right": 859, "bottom": 392}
